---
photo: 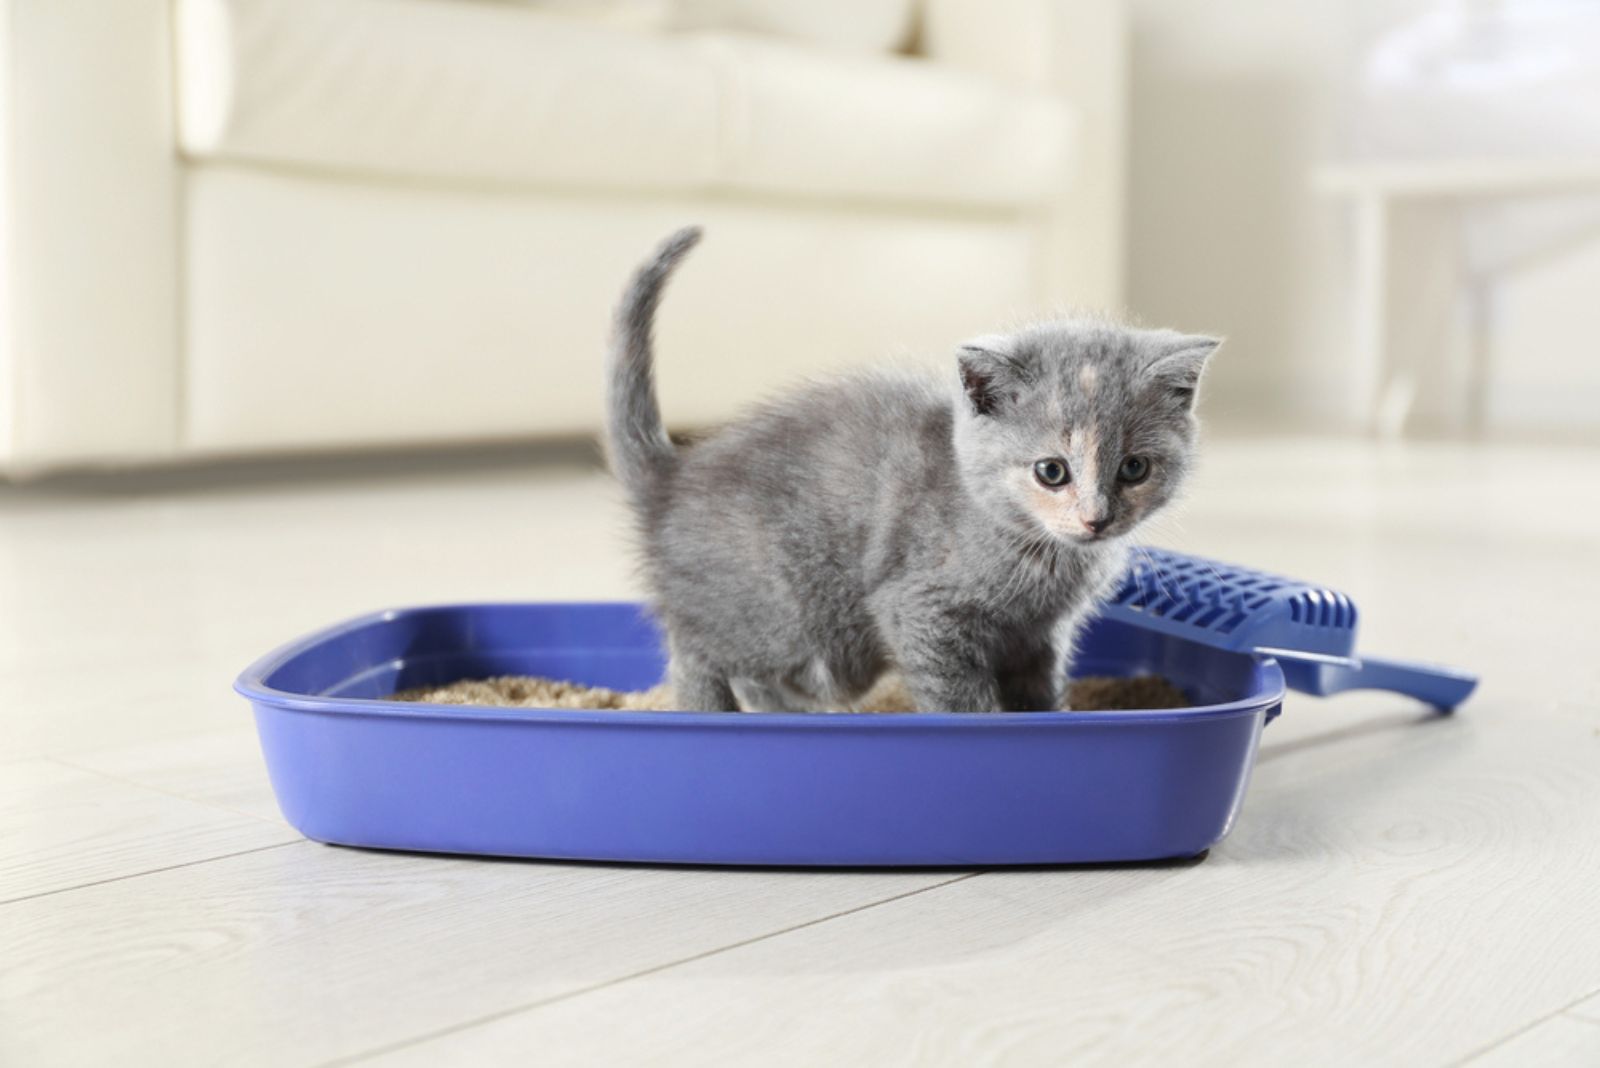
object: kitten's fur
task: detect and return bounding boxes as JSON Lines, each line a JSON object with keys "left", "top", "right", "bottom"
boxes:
{"left": 606, "top": 227, "right": 1218, "bottom": 712}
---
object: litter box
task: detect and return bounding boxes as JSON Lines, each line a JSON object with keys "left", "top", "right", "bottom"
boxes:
{"left": 236, "top": 603, "right": 1284, "bottom": 866}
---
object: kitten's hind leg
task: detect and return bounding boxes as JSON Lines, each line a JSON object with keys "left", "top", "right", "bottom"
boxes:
{"left": 670, "top": 657, "right": 739, "bottom": 712}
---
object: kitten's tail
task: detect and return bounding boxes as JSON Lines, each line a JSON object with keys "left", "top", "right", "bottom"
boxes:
{"left": 606, "top": 226, "right": 702, "bottom": 512}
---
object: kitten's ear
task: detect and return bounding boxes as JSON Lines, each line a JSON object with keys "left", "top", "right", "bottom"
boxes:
{"left": 1146, "top": 334, "right": 1221, "bottom": 411}
{"left": 957, "top": 336, "right": 1025, "bottom": 417}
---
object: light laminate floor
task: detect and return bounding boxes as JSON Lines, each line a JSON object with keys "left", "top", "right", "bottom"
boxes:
{"left": 2, "top": 437, "right": 1598, "bottom": 1067}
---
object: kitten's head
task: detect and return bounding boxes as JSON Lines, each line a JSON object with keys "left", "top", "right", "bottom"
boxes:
{"left": 951, "top": 320, "right": 1219, "bottom": 545}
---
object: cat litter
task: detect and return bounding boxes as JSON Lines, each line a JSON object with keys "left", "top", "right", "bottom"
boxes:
{"left": 390, "top": 672, "right": 1189, "bottom": 713}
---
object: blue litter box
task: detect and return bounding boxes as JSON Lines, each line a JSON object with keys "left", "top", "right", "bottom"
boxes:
{"left": 237, "top": 603, "right": 1284, "bottom": 866}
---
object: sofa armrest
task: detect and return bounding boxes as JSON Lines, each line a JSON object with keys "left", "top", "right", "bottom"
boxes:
{"left": 0, "top": 0, "right": 181, "bottom": 476}
{"left": 920, "top": 0, "right": 1127, "bottom": 312}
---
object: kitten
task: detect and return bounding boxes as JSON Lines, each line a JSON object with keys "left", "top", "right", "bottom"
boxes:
{"left": 605, "top": 227, "right": 1218, "bottom": 713}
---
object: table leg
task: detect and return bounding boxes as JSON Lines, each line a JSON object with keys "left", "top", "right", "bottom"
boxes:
{"left": 1352, "top": 194, "right": 1391, "bottom": 436}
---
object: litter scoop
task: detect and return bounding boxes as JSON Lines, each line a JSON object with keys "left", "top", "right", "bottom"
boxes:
{"left": 1100, "top": 548, "right": 1477, "bottom": 711}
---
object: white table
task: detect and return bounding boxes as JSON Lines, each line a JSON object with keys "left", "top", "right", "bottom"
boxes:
{"left": 1317, "top": 160, "right": 1600, "bottom": 437}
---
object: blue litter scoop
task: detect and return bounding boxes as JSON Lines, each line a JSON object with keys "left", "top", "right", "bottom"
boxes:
{"left": 1100, "top": 548, "right": 1477, "bottom": 711}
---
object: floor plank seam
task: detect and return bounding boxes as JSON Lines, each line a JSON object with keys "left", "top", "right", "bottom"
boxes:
{"left": 321, "top": 870, "right": 986, "bottom": 1067}
{"left": 0, "top": 840, "right": 302, "bottom": 907}
{"left": 1446, "top": 983, "right": 1600, "bottom": 1066}
{"left": 46, "top": 753, "right": 292, "bottom": 829}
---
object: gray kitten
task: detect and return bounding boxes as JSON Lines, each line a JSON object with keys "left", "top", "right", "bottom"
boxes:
{"left": 605, "top": 227, "right": 1218, "bottom": 713}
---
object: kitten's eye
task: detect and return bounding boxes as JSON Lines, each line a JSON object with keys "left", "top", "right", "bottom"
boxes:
{"left": 1033, "top": 458, "right": 1070, "bottom": 488}
{"left": 1117, "top": 455, "right": 1151, "bottom": 485}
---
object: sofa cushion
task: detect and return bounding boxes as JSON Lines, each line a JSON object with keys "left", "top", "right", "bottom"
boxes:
{"left": 496, "top": 1, "right": 674, "bottom": 34}
{"left": 183, "top": 167, "right": 1043, "bottom": 453}
{"left": 505, "top": 0, "right": 917, "bottom": 53}
{"left": 673, "top": 0, "right": 916, "bottom": 54}
{"left": 698, "top": 33, "right": 1072, "bottom": 210}
{"left": 176, "top": 0, "right": 1073, "bottom": 210}
{"left": 177, "top": 0, "right": 721, "bottom": 193}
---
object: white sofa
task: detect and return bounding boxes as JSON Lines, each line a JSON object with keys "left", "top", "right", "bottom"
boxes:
{"left": 0, "top": 0, "right": 1125, "bottom": 475}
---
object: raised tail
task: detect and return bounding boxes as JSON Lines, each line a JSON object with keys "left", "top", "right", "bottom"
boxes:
{"left": 605, "top": 226, "right": 702, "bottom": 512}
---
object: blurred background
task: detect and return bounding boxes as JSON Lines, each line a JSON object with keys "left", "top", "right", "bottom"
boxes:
{"left": 4, "top": 0, "right": 1600, "bottom": 480}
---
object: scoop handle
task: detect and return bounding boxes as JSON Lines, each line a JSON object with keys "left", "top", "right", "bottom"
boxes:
{"left": 1276, "top": 652, "right": 1478, "bottom": 712}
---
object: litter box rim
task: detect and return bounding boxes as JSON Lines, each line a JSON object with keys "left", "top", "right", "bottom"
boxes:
{"left": 235, "top": 601, "right": 1287, "bottom": 728}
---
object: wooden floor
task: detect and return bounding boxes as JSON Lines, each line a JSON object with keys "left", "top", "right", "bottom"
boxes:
{"left": 3, "top": 437, "right": 1598, "bottom": 1067}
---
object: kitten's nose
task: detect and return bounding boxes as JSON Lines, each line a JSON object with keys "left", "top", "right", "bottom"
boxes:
{"left": 1083, "top": 516, "right": 1112, "bottom": 535}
